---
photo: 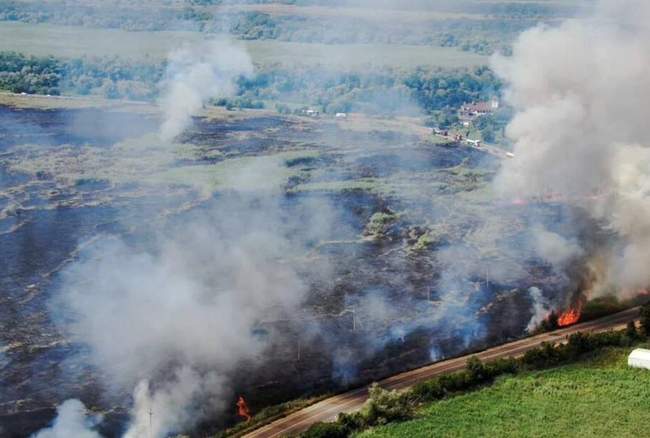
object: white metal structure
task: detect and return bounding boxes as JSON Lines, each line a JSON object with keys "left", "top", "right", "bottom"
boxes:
{"left": 628, "top": 348, "right": 650, "bottom": 369}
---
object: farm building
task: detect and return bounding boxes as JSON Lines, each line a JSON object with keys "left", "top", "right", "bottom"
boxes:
{"left": 459, "top": 98, "right": 500, "bottom": 120}
{"left": 627, "top": 348, "right": 650, "bottom": 369}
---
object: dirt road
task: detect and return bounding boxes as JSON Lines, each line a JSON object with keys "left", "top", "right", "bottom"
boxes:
{"left": 244, "top": 307, "right": 639, "bottom": 438}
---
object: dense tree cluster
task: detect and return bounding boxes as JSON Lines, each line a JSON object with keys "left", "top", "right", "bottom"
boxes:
{"left": 0, "top": 51, "right": 502, "bottom": 115}
{"left": 0, "top": 52, "right": 61, "bottom": 95}
{"left": 0, "top": 52, "right": 162, "bottom": 98}
{"left": 232, "top": 65, "right": 502, "bottom": 115}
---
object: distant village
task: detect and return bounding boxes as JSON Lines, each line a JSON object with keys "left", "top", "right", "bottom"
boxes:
{"left": 297, "top": 97, "right": 505, "bottom": 153}
{"left": 459, "top": 97, "right": 500, "bottom": 124}
{"left": 433, "top": 97, "right": 501, "bottom": 148}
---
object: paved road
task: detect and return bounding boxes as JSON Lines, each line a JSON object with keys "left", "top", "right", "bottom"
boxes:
{"left": 244, "top": 307, "right": 640, "bottom": 438}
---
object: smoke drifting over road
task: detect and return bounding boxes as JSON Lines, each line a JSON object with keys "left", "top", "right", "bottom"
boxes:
{"left": 493, "top": 0, "right": 650, "bottom": 297}
{"left": 159, "top": 39, "right": 253, "bottom": 141}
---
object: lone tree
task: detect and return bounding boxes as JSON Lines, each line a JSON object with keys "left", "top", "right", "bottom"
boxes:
{"left": 626, "top": 320, "right": 639, "bottom": 339}
{"left": 640, "top": 302, "right": 650, "bottom": 337}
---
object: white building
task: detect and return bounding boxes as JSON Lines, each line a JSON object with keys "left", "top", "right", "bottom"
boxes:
{"left": 628, "top": 348, "right": 650, "bottom": 369}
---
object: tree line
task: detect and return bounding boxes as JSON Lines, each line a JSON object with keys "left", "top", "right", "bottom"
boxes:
{"left": 0, "top": 51, "right": 502, "bottom": 117}
{"left": 0, "top": 0, "right": 561, "bottom": 55}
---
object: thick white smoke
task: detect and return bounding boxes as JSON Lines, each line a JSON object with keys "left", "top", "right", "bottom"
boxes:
{"left": 530, "top": 225, "right": 583, "bottom": 270}
{"left": 124, "top": 369, "right": 226, "bottom": 438}
{"left": 492, "top": 0, "right": 650, "bottom": 296}
{"left": 31, "top": 399, "right": 102, "bottom": 438}
{"left": 43, "top": 150, "right": 329, "bottom": 437}
{"left": 526, "top": 287, "right": 552, "bottom": 332}
{"left": 159, "top": 39, "right": 253, "bottom": 141}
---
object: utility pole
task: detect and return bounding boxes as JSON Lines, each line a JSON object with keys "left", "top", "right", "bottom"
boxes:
{"left": 297, "top": 340, "right": 301, "bottom": 362}
{"left": 149, "top": 407, "right": 153, "bottom": 438}
{"left": 486, "top": 265, "right": 490, "bottom": 289}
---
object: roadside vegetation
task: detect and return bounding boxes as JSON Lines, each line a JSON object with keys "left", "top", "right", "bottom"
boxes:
{"left": 359, "top": 346, "right": 650, "bottom": 438}
{"left": 299, "top": 303, "right": 650, "bottom": 438}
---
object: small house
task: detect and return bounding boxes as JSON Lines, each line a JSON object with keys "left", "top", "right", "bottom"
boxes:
{"left": 303, "top": 108, "right": 320, "bottom": 117}
{"left": 459, "top": 98, "right": 500, "bottom": 120}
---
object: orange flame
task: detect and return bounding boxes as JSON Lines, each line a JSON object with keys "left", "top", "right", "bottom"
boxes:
{"left": 558, "top": 306, "right": 581, "bottom": 327}
{"left": 237, "top": 396, "right": 252, "bottom": 422}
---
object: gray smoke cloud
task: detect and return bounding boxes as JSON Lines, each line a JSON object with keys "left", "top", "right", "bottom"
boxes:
{"left": 52, "top": 174, "right": 322, "bottom": 437}
{"left": 31, "top": 399, "right": 102, "bottom": 438}
{"left": 492, "top": 0, "right": 650, "bottom": 297}
{"left": 159, "top": 38, "right": 253, "bottom": 141}
{"left": 530, "top": 225, "right": 583, "bottom": 270}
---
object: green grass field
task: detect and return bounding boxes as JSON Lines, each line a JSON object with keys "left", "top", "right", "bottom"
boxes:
{"left": 358, "top": 347, "right": 650, "bottom": 438}
{"left": 0, "top": 22, "right": 488, "bottom": 68}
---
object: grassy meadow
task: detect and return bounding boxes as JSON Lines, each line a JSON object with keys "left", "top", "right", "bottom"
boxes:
{"left": 358, "top": 347, "right": 650, "bottom": 438}
{"left": 0, "top": 21, "right": 489, "bottom": 68}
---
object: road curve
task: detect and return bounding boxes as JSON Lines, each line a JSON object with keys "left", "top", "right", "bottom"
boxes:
{"left": 243, "top": 307, "right": 640, "bottom": 438}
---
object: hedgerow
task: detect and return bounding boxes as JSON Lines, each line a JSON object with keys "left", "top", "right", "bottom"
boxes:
{"left": 301, "top": 306, "right": 645, "bottom": 438}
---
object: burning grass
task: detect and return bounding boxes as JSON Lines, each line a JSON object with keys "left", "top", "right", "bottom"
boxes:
{"left": 215, "top": 394, "right": 331, "bottom": 438}
{"left": 358, "top": 346, "right": 650, "bottom": 438}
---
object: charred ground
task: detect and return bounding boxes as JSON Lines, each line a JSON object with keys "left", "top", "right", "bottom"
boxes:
{"left": 0, "top": 103, "right": 601, "bottom": 436}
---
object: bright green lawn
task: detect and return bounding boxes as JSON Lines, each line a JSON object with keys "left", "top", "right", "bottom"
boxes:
{"left": 358, "top": 347, "right": 650, "bottom": 438}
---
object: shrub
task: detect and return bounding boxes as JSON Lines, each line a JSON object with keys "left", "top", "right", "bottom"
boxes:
{"left": 363, "top": 211, "right": 401, "bottom": 239}
{"left": 337, "top": 411, "right": 366, "bottom": 431}
{"left": 438, "top": 370, "right": 472, "bottom": 393}
{"left": 640, "top": 302, "right": 650, "bottom": 336}
{"left": 486, "top": 357, "right": 518, "bottom": 376}
{"left": 565, "top": 332, "right": 596, "bottom": 359}
{"left": 626, "top": 321, "right": 639, "bottom": 340}
{"left": 301, "top": 422, "right": 349, "bottom": 438}
{"left": 521, "top": 342, "right": 562, "bottom": 368}
{"left": 467, "top": 356, "right": 487, "bottom": 381}
{"left": 363, "top": 383, "right": 413, "bottom": 426}
{"left": 411, "top": 379, "right": 445, "bottom": 402}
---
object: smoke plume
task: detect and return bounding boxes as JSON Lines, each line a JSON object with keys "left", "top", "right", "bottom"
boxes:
{"left": 52, "top": 183, "right": 319, "bottom": 436}
{"left": 159, "top": 38, "right": 253, "bottom": 141}
{"left": 526, "top": 287, "right": 552, "bottom": 332}
{"left": 31, "top": 399, "right": 102, "bottom": 438}
{"left": 492, "top": 0, "right": 650, "bottom": 296}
